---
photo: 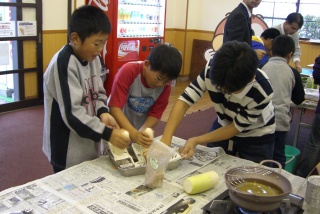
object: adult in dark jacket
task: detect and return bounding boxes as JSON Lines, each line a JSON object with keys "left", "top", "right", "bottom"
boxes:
{"left": 296, "top": 55, "right": 320, "bottom": 177}
{"left": 223, "top": 0, "right": 262, "bottom": 46}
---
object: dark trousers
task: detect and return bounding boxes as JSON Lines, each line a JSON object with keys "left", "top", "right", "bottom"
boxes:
{"left": 273, "top": 131, "right": 287, "bottom": 169}
{"left": 207, "top": 118, "right": 274, "bottom": 166}
{"left": 296, "top": 113, "right": 320, "bottom": 177}
{"left": 53, "top": 165, "right": 64, "bottom": 173}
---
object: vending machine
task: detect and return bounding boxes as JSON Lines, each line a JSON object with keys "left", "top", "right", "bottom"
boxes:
{"left": 86, "top": 0, "right": 167, "bottom": 95}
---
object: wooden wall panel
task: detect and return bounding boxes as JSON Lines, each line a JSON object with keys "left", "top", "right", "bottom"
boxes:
{"left": 166, "top": 30, "right": 320, "bottom": 79}
{"left": 23, "top": 41, "right": 36, "bottom": 68}
{"left": 24, "top": 72, "right": 37, "bottom": 99}
{"left": 164, "top": 30, "right": 175, "bottom": 45}
{"left": 165, "top": 29, "right": 186, "bottom": 77}
{"left": 300, "top": 41, "right": 320, "bottom": 68}
{"left": 42, "top": 30, "right": 68, "bottom": 72}
{"left": 165, "top": 29, "right": 214, "bottom": 78}
{"left": 41, "top": 30, "right": 320, "bottom": 83}
{"left": 23, "top": 41, "right": 37, "bottom": 99}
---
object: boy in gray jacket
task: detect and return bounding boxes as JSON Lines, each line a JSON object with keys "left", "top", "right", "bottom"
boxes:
{"left": 261, "top": 35, "right": 305, "bottom": 168}
{"left": 43, "top": 5, "right": 130, "bottom": 173}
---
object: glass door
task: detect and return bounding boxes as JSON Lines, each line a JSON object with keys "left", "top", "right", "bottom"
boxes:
{"left": 0, "top": 0, "right": 42, "bottom": 112}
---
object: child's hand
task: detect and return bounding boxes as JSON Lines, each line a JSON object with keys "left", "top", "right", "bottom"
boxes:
{"left": 100, "top": 113, "right": 120, "bottom": 129}
{"left": 134, "top": 129, "right": 153, "bottom": 148}
{"left": 179, "top": 138, "right": 198, "bottom": 159}
{"left": 142, "top": 149, "right": 149, "bottom": 158}
{"left": 110, "top": 129, "right": 131, "bottom": 149}
{"left": 295, "top": 62, "right": 302, "bottom": 73}
{"left": 255, "top": 49, "right": 266, "bottom": 60}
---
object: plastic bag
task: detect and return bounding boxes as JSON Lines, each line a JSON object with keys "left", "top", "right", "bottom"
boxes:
{"left": 145, "top": 140, "right": 176, "bottom": 188}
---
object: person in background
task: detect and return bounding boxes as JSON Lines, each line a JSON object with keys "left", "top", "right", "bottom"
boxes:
{"left": 272, "top": 13, "right": 304, "bottom": 73}
{"left": 261, "top": 35, "right": 305, "bottom": 168}
{"left": 42, "top": 5, "right": 131, "bottom": 173}
{"left": 107, "top": 44, "right": 182, "bottom": 147}
{"left": 161, "top": 41, "right": 275, "bottom": 166}
{"left": 252, "top": 28, "right": 281, "bottom": 66}
{"left": 223, "top": 0, "right": 262, "bottom": 46}
{"left": 296, "top": 55, "right": 320, "bottom": 178}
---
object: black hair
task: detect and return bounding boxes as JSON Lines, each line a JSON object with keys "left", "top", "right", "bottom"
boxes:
{"left": 271, "top": 35, "right": 295, "bottom": 58}
{"left": 251, "top": 29, "right": 255, "bottom": 36}
{"left": 286, "top": 12, "right": 304, "bottom": 28}
{"left": 261, "top": 28, "right": 280, "bottom": 40}
{"left": 146, "top": 44, "right": 182, "bottom": 80}
{"left": 68, "top": 5, "right": 111, "bottom": 42}
{"left": 209, "top": 41, "right": 258, "bottom": 93}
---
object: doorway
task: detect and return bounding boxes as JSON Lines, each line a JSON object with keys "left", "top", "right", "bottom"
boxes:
{"left": 0, "top": 0, "right": 42, "bottom": 112}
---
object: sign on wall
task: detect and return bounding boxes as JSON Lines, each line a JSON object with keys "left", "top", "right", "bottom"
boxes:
{"left": 0, "top": 21, "right": 37, "bottom": 37}
{"left": 17, "top": 21, "right": 37, "bottom": 36}
{"left": 0, "top": 21, "right": 16, "bottom": 37}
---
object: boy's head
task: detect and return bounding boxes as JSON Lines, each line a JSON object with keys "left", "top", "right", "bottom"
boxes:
{"left": 144, "top": 44, "right": 182, "bottom": 88}
{"left": 68, "top": 5, "right": 111, "bottom": 42}
{"left": 260, "top": 28, "right": 280, "bottom": 54}
{"left": 209, "top": 41, "right": 258, "bottom": 94}
{"left": 284, "top": 13, "right": 304, "bottom": 35}
{"left": 271, "top": 35, "right": 295, "bottom": 62}
{"left": 68, "top": 5, "right": 111, "bottom": 62}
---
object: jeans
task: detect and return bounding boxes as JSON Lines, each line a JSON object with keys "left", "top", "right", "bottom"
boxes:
{"left": 296, "top": 113, "right": 320, "bottom": 177}
{"left": 207, "top": 119, "right": 274, "bottom": 166}
{"left": 273, "top": 131, "right": 287, "bottom": 168}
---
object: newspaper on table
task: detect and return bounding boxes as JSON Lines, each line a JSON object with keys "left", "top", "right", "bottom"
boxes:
{"left": 0, "top": 136, "right": 307, "bottom": 214}
{"left": 290, "top": 88, "right": 318, "bottom": 110}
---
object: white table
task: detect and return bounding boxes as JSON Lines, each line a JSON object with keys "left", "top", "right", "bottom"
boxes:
{"left": 0, "top": 137, "right": 307, "bottom": 214}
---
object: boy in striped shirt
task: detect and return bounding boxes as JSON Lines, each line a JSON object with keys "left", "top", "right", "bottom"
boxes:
{"left": 161, "top": 41, "right": 275, "bottom": 165}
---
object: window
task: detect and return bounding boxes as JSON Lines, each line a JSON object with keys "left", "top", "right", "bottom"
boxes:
{"left": 0, "top": 0, "right": 43, "bottom": 112}
{"left": 254, "top": 0, "right": 320, "bottom": 40}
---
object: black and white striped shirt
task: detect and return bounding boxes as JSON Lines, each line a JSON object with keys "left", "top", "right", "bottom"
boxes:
{"left": 180, "top": 63, "right": 275, "bottom": 144}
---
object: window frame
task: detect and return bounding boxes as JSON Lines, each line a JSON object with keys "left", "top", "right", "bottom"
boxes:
{"left": 255, "top": 0, "right": 320, "bottom": 39}
{"left": 0, "top": 0, "right": 43, "bottom": 112}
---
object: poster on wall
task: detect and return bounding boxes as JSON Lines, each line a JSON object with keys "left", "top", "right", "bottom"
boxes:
{"left": 0, "top": 21, "right": 16, "bottom": 37}
{"left": 17, "top": 21, "right": 37, "bottom": 37}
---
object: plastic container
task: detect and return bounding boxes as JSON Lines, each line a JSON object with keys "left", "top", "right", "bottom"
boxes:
{"left": 305, "top": 76, "right": 318, "bottom": 89}
{"left": 305, "top": 175, "right": 320, "bottom": 209}
{"left": 284, "top": 145, "right": 300, "bottom": 173}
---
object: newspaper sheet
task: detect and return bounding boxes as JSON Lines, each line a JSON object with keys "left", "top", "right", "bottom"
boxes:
{"left": 291, "top": 89, "right": 318, "bottom": 110}
{"left": 0, "top": 136, "right": 307, "bottom": 214}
